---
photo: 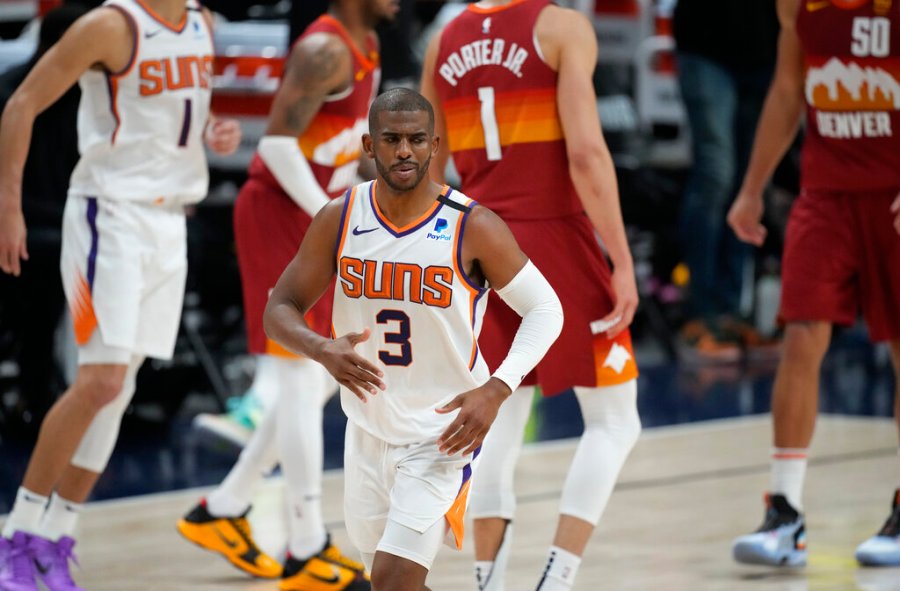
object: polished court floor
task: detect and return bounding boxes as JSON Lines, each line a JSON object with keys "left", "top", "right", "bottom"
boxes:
{"left": 1, "top": 329, "right": 898, "bottom": 589}
{"left": 28, "top": 415, "right": 900, "bottom": 591}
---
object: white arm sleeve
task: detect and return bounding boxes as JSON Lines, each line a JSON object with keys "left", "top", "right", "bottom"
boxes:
{"left": 491, "top": 260, "right": 564, "bottom": 392}
{"left": 257, "top": 135, "right": 330, "bottom": 217}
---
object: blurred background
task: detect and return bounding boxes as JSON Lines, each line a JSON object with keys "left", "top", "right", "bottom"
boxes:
{"left": 0, "top": 0, "right": 894, "bottom": 510}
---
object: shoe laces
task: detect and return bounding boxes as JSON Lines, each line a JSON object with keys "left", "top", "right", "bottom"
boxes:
{"left": 320, "top": 544, "right": 365, "bottom": 573}
{"left": 756, "top": 495, "right": 800, "bottom": 532}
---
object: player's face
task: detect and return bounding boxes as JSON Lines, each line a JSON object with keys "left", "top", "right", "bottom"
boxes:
{"left": 368, "top": 110, "right": 436, "bottom": 193}
{"left": 365, "top": 0, "right": 400, "bottom": 23}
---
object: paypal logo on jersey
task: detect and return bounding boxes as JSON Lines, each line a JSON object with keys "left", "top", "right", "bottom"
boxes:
{"left": 427, "top": 218, "right": 452, "bottom": 241}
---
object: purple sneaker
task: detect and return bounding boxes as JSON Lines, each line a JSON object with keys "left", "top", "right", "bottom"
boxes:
{"left": 29, "top": 535, "right": 83, "bottom": 591}
{"left": 0, "top": 532, "right": 38, "bottom": 591}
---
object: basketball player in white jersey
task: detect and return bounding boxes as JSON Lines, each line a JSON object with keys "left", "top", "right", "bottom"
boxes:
{"left": 0, "top": 1, "right": 239, "bottom": 589}
{"left": 264, "top": 88, "right": 563, "bottom": 590}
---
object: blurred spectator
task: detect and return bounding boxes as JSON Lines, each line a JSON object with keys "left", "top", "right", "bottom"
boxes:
{"left": 673, "top": 0, "right": 779, "bottom": 361}
{"left": 0, "top": 3, "right": 86, "bottom": 436}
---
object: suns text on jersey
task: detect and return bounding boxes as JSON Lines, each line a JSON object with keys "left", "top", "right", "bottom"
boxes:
{"left": 338, "top": 258, "right": 453, "bottom": 308}
{"left": 139, "top": 54, "right": 214, "bottom": 96}
{"left": 438, "top": 39, "right": 528, "bottom": 87}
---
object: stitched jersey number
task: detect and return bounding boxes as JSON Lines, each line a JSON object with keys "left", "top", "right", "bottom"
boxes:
{"left": 377, "top": 310, "right": 412, "bottom": 366}
{"left": 178, "top": 98, "right": 193, "bottom": 147}
{"left": 851, "top": 17, "right": 890, "bottom": 57}
{"left": 477, "top": 86, "right": 502, "bottom": 161}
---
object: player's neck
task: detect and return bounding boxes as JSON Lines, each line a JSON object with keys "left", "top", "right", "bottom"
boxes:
{"left": 328, "top": 5, "right": 374, "bottom": 52}
{"left": 143, "top": 0, "right": 187, "bottom": 26}
{"left": 373, "top": 180, "right": 443, "bottom": 228}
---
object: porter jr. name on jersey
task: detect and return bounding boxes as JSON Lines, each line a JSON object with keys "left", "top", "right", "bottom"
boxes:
{"left": 437, "top": 37, "right": 529, "bottom": 87}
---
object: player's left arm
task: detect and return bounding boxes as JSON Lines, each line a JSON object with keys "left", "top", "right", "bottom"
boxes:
{"left": 198, "top": 7, "right": 242, "bottom": 156}
{"left": 420, "top": 30, "right": 451, "bottom": 185}
{"left": 543, "top": 7, "right": 637, "bottom": 338}
{"left": 436, "top": 206, "right": 563, "bottom": 455}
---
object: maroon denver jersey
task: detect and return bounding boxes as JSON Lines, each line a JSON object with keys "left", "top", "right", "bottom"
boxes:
{"left": 433, "top": 0, "right": 582, "bottom": 220}
{"left": 247, "top": 14, "right": 380, "bottom": 199}
{"left": 798, "top": 0, "right": 900, "bottom": 190}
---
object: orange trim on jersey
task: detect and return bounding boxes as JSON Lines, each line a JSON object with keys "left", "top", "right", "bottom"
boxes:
{"left": 444, "top": 479, "right": 470, "bottom": 550}
{"left": 317, "top": 14, "right": 379, "bottom": 73}
{"left": 105, "top": 5, "right": 139, "bottom": 77}
{"left": 134, "top": 0, "right": 188, "bottom": 33}
{"left": 107, "top": 76, "right": 122, "bottom": 145}
{"left": 466, "top": 0, "right": 529, "bottom": 15}
{"left": 444, "top": 90, "right": 563, "bottom": 152}
{"left": 370, "top": 182, "right": 444, "bottom": 234}
{"left": 451, "top": 207, "right": 482, "bottom": 369}
{"left": 592, "top": 329, "right": 638, "bottom": 387}
{"left": 335, "top": 185, "right": 358, "bottom": 261}
{"left": 265, "top": 338, "right": 302, "bottom": 359}
{"left": 72, "top": 275, "right": 98, "bottom": 346}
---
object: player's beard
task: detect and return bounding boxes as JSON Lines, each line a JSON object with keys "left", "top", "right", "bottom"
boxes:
{"left": 377, "top": 154, "right": 431, "bottom": 192}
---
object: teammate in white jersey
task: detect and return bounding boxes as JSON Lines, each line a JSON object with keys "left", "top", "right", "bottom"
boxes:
{"left": 264, "top": 88, "right": 563, "bottom": 590}
{"left": 0, "top": 1, "right": 239, "bottom": 589}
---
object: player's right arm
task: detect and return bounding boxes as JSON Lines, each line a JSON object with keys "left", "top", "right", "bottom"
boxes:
{"left": 0, "top": 7, "right": 132, "bottom": 276}
{"left": 540, "top": 6, "right": 637, "bottom": 338}
{"left": 256, "top": 33, "right": 353, "bottom": 218}
{"left": 728, "top": 0, "right": 804, "bottom": 246}
{"left": 263, "top": 199, "right": 386, "bottom": 402}
{"left": 420, "top": 30, "right": 451, "bottom": 185}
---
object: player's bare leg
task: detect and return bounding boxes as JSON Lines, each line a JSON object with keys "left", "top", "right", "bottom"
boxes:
{"left": 370, "top": 552, "right": 429, "bottom": 591}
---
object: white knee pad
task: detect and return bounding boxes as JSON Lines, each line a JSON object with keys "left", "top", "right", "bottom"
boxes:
{"left": 469, "top": 386, "right": 535, "bottom": 520}
{"left": 558, "top": 380, "right": 641, "bottom": 525}
{"left": 70, "top": 355, "right": 144, "bottom": 472}
{"left": 375, "top": 517, "right": 446, "bottom": 571}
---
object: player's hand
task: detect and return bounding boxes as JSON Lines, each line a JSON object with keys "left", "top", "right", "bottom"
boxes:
{"left": 435, "top": 378, "right": 511, "bottom": 456}
{"left": 728, "top": 191, "right": 767, "bottom": 246}
{"left": 891, "top": 192, "right": 900, "bottom": 235}
{"left": 600, "top": 265, "right": 638, "bottom": 339}
{"left": 204, "top": 117, "right": 242, "bottom": 156}
{"left": 317, "top": 328, "right": 386, "bottom": 403}
{"left": 0, "top": 205, "right": 28, "bottom": 276}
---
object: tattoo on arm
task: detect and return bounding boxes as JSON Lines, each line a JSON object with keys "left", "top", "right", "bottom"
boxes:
{"left": 276, "top": 38, "right": 349, "bottom": 135}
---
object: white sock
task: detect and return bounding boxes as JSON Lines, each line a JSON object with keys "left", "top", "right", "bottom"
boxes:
{"left": 248, "top": 355, "right": 279, "bottom": 410}
{"left": 276, "top": 358, "right": 332, "bottom": 559}
{"left": 39, "top": 493, "right": 83, "bottom": 541}
{"left": 770, "top": 448, "right": 808, "bottom": 511}
{"left": 206, "top": 404, "right": 279, "bottom": 517}
{"left": 2, "top": 487, "right": 48, "bottom": 538}
{"left": 535, "top": 546, "right": 581, "bottom": 591}
{"left": 474, "top": 522, "right": 514, "bottom": 591}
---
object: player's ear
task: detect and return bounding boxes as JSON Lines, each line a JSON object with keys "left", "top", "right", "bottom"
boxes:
{"left": 432, "top": 134, "right": 440, "bottom": 157}
{"left": 361, "top": 133, "right": 375, "bottom": 159}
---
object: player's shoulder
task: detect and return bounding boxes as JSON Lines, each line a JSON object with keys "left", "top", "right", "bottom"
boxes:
{"left": 536, "top": 2, "right": 593, "bottom": 38}
{"left": 287, "top": 30, "right": 353, "bottom": 84}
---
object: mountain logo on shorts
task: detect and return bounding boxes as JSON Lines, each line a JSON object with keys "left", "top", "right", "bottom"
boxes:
{"left": 603, "top": 343, "right": 632, "bottom": 374}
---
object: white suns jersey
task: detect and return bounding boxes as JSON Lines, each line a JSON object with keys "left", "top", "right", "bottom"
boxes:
{"left": 333, "top": 181, "right": 491, "bottom": 445}
{"left": 69, "top": 0, "right": 213, "bottom": 204}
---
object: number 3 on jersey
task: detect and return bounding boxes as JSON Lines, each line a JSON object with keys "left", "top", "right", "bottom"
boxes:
{"left": 478, "top": 86, "right": 502, "bottom": 161}
{"left": 377, "top": 310, "right": 412, "bottom": 366}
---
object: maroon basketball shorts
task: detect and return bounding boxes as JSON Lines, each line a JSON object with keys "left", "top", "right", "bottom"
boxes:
{"left": 233, "top": 178, "right": 333, "bottom": 356}
{"left": 780, "top": 187, "right": 900, "bottom": 341}
{"left": 478, "top": 213, "right": 638, "bottom": 397}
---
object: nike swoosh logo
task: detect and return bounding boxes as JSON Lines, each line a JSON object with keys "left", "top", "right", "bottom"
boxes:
{"left": 34, "top": 560, "right": 50, "bottom": 575}
{"left": 806, "top": 0, "right": 830, "bottom": 11}
{"left": 309, "top": 564, "right": 342, "bottom": 584}
{"left": 145, "top": 28, "right": 163, "bottom": 38}
{"left": 214, "top": 528, "right": 240, "bottom": 549}
{"left": 352, "top": 226, "right": 378, "bottom": 235}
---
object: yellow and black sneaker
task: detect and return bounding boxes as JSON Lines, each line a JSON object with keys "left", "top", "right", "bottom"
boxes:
{"left": 279, "top": 537, "right": 370, "bottom": 591}
{"left": 176, "top": 500, "right": 282, "bottom": 579}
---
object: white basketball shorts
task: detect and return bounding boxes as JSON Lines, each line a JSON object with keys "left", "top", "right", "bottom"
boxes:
{"left": 343, "top": 420, "right": 477, "bottom": 570}
{"left": 60, "top": 193, "right": 187, "bottom": 364}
